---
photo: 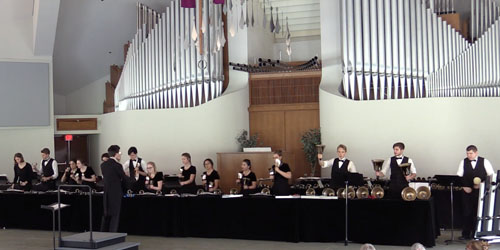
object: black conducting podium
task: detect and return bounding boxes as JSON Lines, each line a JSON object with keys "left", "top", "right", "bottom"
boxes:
{"left": 434, "top": 175, "right": 462, "bottom": 244}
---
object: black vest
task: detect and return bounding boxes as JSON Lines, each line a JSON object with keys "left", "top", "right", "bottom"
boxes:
{"left": 463, "top": 157, "right": 487, "bottom": 188}
{"left": 389, "top": 156, "right": 409, "bottom": 189}
{"left": 331, "top": 158, "right": 350, "bottom": 178}
{"left": 129, "top": 158, "right": 143, "bottom": 175}
{"left": 42, "top": 158, "right": 55, "bottom": 177}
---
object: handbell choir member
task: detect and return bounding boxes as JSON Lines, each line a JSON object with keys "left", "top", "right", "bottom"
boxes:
{"left": 375, "top": 142, "right": 417, "bottom": 199}
{"left": 76, "top": 159, "right": 97, "bottom": 190}
{"left": 237, "top": 159, "right": 257, "bottom": 195}
{"left": 123, "top": 146, "right": 147, "bottom": 193}
{"left": 100, "top": 145, "right": 129, "bottom": 232}
{"left": 61, "top": 160, "right": 79, "bottom": 186}
{"left": 32, "top": 148, "right": 58, "bottom": 191}
{"left": 11, "top": 153, "right": 33, "bottom": 191}
{"left": 145, "top": 161, "right": 163, "bottom": 193}
{"left": 178, "top": 152, "right": 197, "bottom": 194}
{"left": 318, "top": 144, "right": 357, "bottom": 188}
{"left": 457, "top": 145, "right": 494, "bottom": 240}
{"left": 270, "top": 150, "right": 292, "bottom": 195}
{"left": 201, "top": 158, "right": 220, "bottom": 192}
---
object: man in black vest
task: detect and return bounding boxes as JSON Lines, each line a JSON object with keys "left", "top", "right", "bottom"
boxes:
{"left": 318, "top": 144, "right": 357, "bottom": 188}
{"left": 457, "top": 145, "right": 494, "bottom": 240}
{"left": 32, "top": 148, "right": 58, "bottom": 191}
{"left": 375, "top": 142, "right": 416, "bottom": 199}
{"left": 100, "top": 145, "right": 129, "bottom": 232}
{"left": 122, "top": 146, "right": 147, "bottom": 193}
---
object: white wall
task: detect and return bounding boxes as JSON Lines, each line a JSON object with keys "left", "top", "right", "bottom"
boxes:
{"left": 65, "top": 75, "right": 108, "bottom": 115}
{"left": 90, "top": 88, "right": 249, "bottom": 179}
{"left": 54, "top": 93, "right": 66, "bottom": 115}
{"left": 318, "top": 0, "right": 500, "bottom": 179}
{"left": 273, "top": 38, "right": 321, "bottom": 62}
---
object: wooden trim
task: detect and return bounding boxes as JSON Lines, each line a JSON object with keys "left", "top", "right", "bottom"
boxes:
{"left": 248, "top": 103, "right": 319, "bottom": 112}
{"left": 56, "top": 118, "right": 98, "bottom": 131}
{"left": 249, "top": 70, "right": 321, "bottom": 81}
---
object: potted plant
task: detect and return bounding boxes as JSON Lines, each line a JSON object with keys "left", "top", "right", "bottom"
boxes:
{"left": 300, "top": 128, "right": 321, "bottom": 176}
{"left": 236, "top": 130, "right": 259, "bottom": 151}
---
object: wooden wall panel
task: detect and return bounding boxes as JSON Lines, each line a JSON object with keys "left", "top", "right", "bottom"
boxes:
{"left": 249, "top": 103, "right": 319, "bottom": 178}
{"left": 56, "top": 118, "right": 98, "bottom": 131}
{"left": 249, "top": 111, "right": 285, "bottom": 150}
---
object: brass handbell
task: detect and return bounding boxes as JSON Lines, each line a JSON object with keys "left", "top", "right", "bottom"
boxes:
{"left": 322, "top": 188, "right": 335, "bottom": 196}
{"left": 401, "top": 187, "right": 417, "bottom": 201}
{"left": 230, "top": 188, "right": 239, "bottom": 195}
{"left": 399, "top": 163, "right": 412, "bottom": 176}
{"left": 306, "top": 187, "right": 316, "bottom": 196}
{"left": 213, "top": 189, "right": 222, "bottom": 195}
{"left": 337, "top": 187, "right": 355, "bottom": 199}
{"left": 170, "top": 189, "right": 178, "bottom": 194}
{"left": 370, "top": 185, "right": 385, "bottom": 199}
{"left": 356, "top": 186, "right": 369, "bottom": 199}
{"left": 416, "top": 186, "right": 431, "bottom": 200}
{"left": 372, "top": 159, "right": 384, "bottom": 172}
{"left": 316, "top": 144, "right": 326, "bottom": 154}
{"left": 261, "top": 187, "right": 271, "bottom": 195}
{"left": 196, "top": 188, "right": 205, "bottom": 195}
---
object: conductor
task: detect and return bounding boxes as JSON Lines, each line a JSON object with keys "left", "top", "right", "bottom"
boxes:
{"left": 100, "top": 145, "right": 129, "bottom": 232}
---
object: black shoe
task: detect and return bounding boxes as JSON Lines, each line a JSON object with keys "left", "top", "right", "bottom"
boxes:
{"left": 458, "top": 236, "right": 471, "bottom": 241}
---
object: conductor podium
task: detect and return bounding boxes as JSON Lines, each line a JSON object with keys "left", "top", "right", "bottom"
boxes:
{"left": 47, "top": 185, "right": 139, "bottom": 250}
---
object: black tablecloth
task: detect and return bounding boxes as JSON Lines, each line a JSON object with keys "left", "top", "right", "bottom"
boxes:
{"left": 0, "top": 193, "right": 437, "bottom": 247}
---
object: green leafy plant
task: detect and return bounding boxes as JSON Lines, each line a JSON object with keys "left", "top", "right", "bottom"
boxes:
{"left": 300, "top": 128, "right": 321, "bottom": 176}
{"left": 236, "top": 130, "right": 259, "bottom": 151}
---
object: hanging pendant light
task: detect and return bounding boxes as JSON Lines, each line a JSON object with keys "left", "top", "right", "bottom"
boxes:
{"left": 274, "top": 7, "right": 280, "bottom": 34}
{"left": 269, "top": 6, "right": 274, "bottom": 33}
{"left": 262, "top": 0, "right": 266, "bottom": 28}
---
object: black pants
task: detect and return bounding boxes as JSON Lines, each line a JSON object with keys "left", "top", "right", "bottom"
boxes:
{"left": 100, "top": 214, "right": 120, "bottom": 232}
{"left": 462, "top": 189, "right": 479, "bottom": 238}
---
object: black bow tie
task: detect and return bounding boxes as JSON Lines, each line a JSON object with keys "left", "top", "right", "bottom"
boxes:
{"left": 339, "top": 160, "right": 344, "bottom": 162}
{"left": 396, "top": 157, "right": 403, "bottom": 160}
{"left": 471, "top": 160, "right": 477, "bottom": 162}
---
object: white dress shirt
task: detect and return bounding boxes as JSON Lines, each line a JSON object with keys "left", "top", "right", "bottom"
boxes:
{"left": 380, "top": 156, "right": 416, "bottom": 176}
{"left": 321, "top": 158, "right": 357, "bottom": 173}
{"left": 38, "top": 158, "right": 59, "bottom": 179}
{"left": 123, "top": 158, "right": 147, "bottom": 177}
{"left": 456, "top": 157, "right": 495, "bottom": 177}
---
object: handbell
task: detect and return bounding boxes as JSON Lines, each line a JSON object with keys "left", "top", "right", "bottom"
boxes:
{"left": 372, "top": 159, "right": 384, "bottom": 172}
{"left": 170, "top": 189, "right": 178, "bottom": 194}
{"left": 230, "top": 188, "right": 239, "bottom": 195}
{"left": 416, "top": 186, "right": 431, "bottom": 200}
{"left": 213, "top": 189, "right": 222, "bottom": 195}
{"left": 401, "top": 187, "right": 417, "bottom": 201}
{"left": 322, "top": 188, "right": 335, "bottom": 196}
{"left": 306, "top": 187, "right": 316, "bottom": 196}
{"left": 196, "top": 188, "right": 204, "bottom": 195}
{"left": 316, "top": 144, "right": 326, "bottom": 154}
{"left": 370, "top": 185, "right": 385, "bottom": 199}
{"left": 399, "top": 163, "right": 412, "bottom": 176}
{"left": 473, "top": 177, "right": 482, "bottom": 185}
{"left": 337, "top": 187, "right": 355, "bottom": 199}
{"left": 261, "top": 187, "right": 271, "bottom": 195}
{"left": 356, "top": 186, "right": 369, "bottom": 199}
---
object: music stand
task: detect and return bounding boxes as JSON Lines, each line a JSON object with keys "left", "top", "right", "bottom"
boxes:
{"left": 435, "top": 175, "right": 463, "bottom": 244}
{"left": 342, "top": 173, "right": 364, "bottom": 246}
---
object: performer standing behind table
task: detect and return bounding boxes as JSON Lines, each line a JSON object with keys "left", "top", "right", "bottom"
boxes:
{"left": 375, "top": 142, "right": 417, "bottom": 199}
{"left": 11, "top": 153, "right": 33, "bottom": 191}
{"left": 236, "top": 159, "right": 257, "bottom": 195}
{"left": 178, "top": 153, "right": 197, "bottom": 194}
{"left": 318, "top": 144, "right": 357, "bottom": 188}
{"left": 201, "top": 158, "right": 220, "bottom": 192}
{"left": 145, "top": 162, "right": 163, "bottom": 193}
{"left": 457, "top": 145, "right": 494, "bottom": 240}
{"left": 61, "top": 160, "right": 79, "bottom": 186}
{"left": 123, "top": 147, "right": 147, "bottom": 193}
{"left": 32, "top": 148, "right": 58, "bottom": 191}
{"left": 270, "top": 150, "right": 292, "bottom": 195}
{"left": 100, "top": 145, "right": 129, "bottom": 232}
{"left": 75, "top": 159, "right": 97, "bottom": 190}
